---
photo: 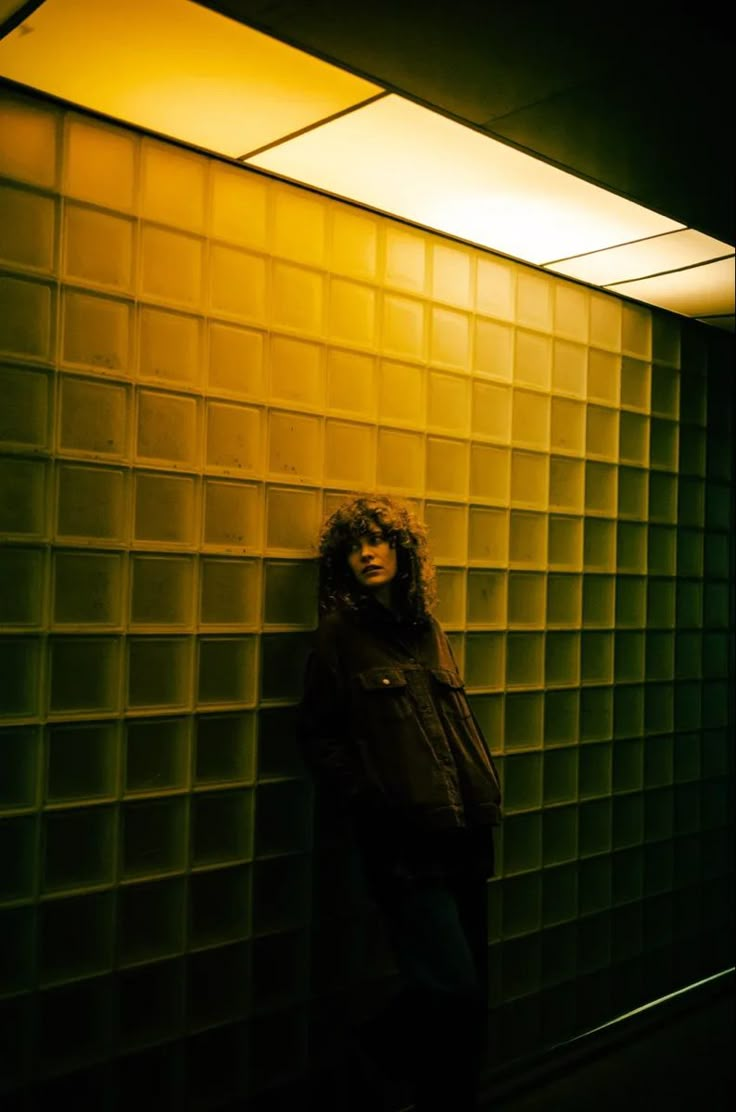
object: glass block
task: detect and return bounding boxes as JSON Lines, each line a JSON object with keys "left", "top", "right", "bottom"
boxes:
{"left": 141, "top": 139, "right": 206, "bottom": 231}
{"left": 55, "top": 462, "right": 125, "bottom": 544}
{"left": 544, "top": 690, "right": 579, "bottom": 746}
{"left": 705, "top": 483, "right": 731, "bottom": 532}
{"left": 578, "top": 855, "right": 612, "bottom": 916}
{"left": 584, "top": 462, "right": 617, "bottom": 517}
{"left": 580, "top": 686, "right": 613, "bottom": 743}
{"left": 675, "top": 631, "right": 702, "bottom": 680}
{"left": 475, "top": 256, "right": 514, "bottom": 320}
{"left": 58, "top": 374, "right": 129, "bottom": 461}
{"left": 0, "top": 814, "right": 37, "bottom": 899}
{"left": 678, "top": 478, "right": 705, "bottom": 529}
{"left": 63, "top": 204, "right": 134, "bottom": 291}
{"left": 674, "top": 732, "right": 701, "bottom": 784}
{"left": 425, "top": 502, "right": 467, "bottom": 564}
{"left": 509, "top": 511, "right": 546, "bottom": 566}
{"left": 0, "top": 364, "right": 50, "bottom": 453}
{"left": 614, "top": 685, "right": 645, "bottom": 740}
{"left": 619, "top": 411, "right": 649, "bottom": 467}
{"left": 467, "top": 693, "right": 503, "bottom": 751}
{"left": 516, "top": 271, "right": 553, "bottom": 333}
{"left": 199, "top": 558, "right": 260, "bottom": 629}
{"left": 204, "top": 400, "right": 262, "bottom": 475}
{"left": 428, "top": 245, "right": 470, "bottom": 310}
{"left": 581, "top": 575, "right": 614, "bottom": 628}
{"left": 702, "top": 682, "right": 728, "bottom": 730}
{"left": 127, "top": 637, "right": 193, "bottom": 711}
{"left": 514, "top": 330, "right": 552, "bottom": 390}
{"left": 265, "top": 485, "right": 319, "bottom": 553}
{"left": 329, "top": 205, "right": 378, "bottom": 281}
{"left": 197, "top": 637, "right": 257, "bottom": 707}
{"left": 646, "top": 631, "right": 675, "bottom": 682}
{"left": 644, "top": 683, "right": 674, "bottom": 736}
{"left": 62, "top": 289, "right": 131, "bottom": 374}
{"left": 435, "top": 567, "right": 466, "bottom": 628}
{"left": 620, "top": 356, "right": 651, "bottom": 412}
{"left": 430, "top": 307, "right": 470, "bottom": 371}
{"left": 260, "top": 633, "right": 313, "bottom": 703}
{"left": 125, "top": 717, "right": 190, "bottom": 795}
{"left": 257, "top": 706, "right": 304, "bottom": 782}
{"left": 0, "top": 545, "right": 43, "bottom": 627}
{"left": 268, "top": 411, "right": 321, "bottom": 483}
{"left": 648, "top": 472, "right": 677, "bottom": 525}
{"left": 612, "top": 849, "right": 643, "bottom": 910}
{"left": 651, "top": 364, "right": 680, "bottom": 419}
{"left": 647, "top": 578, "right": 675, "bottom": 628}
{"left": 255, "top": 780, "right": 312, "bottom": 858}
{"left": 383, "top": 226, "right": 426, "bottom": 293}
{"left": 469, "top": 443, "right": 510, "bottom": 503}
{"left": 643, "top": 842, "right": 674, "bottom": 898}
{"left": 616, "top": 521, "right": 647, "bottom": 574}
{"left": 128, "top": 555, "right": 194, "bottom": 628}
{"left": 511, "top": 451, "right": 548, "bottom": 509}
{"left": 702, "top": 632, "right": 728, "bottom": 679}
{"left": 506, "top": 633, "right": 543, "bottom": 688}
{"left": 65, "top": 115, "right": 134, "bottom": 209}
{"left": 617, "top": 467, "right": 648, "bottom": 521}
{"left": 504, "top": 693, "right": 543, "bottom": 750}
{"left": 544, "top": 632, "right": 580, "bottom": 687}
{"left": 39, "top": 891, "right": 114, "bottom": 985}
{"left": 511, "top": 389, "right": 549, "bottom": 451}
{"left": 0, "top": 457, "right": 48, "bottom": 541}
{"left": 473, "top": 317, "right": 513, "bottom": 380}
{"left": 426, "top": 371, "right": 469, "bottom": 436}
{"left": 614, "top": 631, "right": 645, "bottom": 683}
{"left": 204, "top": 479, "right": 261, "bottom": 550}
{"left": 122, "top": 797, "right": 187, "bottom": 879}
{"left": 0, "top": 183, "right": 55, "bottom": 273}
{"left": 549, "top": 457, "right": 584, "bottom": 513}
{"left": 119, "top": 958, "right": 185, "bottom": 1050}
{"left": 501, "top": 812, "right": 542, "bottom": 874}
{"left": 589, "top": 292, "right": 621, "bottom": 351}
{"left": 546, "top": 573, "right": 581, "bottom": 628}
{"left": 262, "top": 560, "right": 317, "bottom": 629}
{"left": 585, "top": 405, "right": 618, "bottom": 462}
{"left": 140, "top": 225, "right": 203, "bottom": 309}
{"left": 506, "top": 571, "right": 544, "bottom": 627}
{"left": 134, "top": 471, "right": 197, "bottom": 547}
{"left": 548, "top": 515, "right": 582, "bottom": 571}
{"left": 43, "top": 806, "right": 115, "bottom": 891}
{"left": 323, "top": 419, "right": 375, "bottom": 488}
{"left": 551, "top": 339, "right": 586, "bottom": 398}
{"left": 578, "top": 742, "right": 612, "bottom": 799}
{"left": 578, "top": 799, "right": 612, "bottom": 857}
{"left": 195, "top": 713, "right": 256, "bottom": 786}
{"left": 543, "top": 748, "right": 577, "bottom": 806}
{"left": 271, "top": 262, "right": 323, "bottom": 337}
{"left": 0, "top": 725, "right": 39, "bottom": 811}
{"left": 0, "top": 93, "right": 59, "bottom": 187}
{"left": 138, "top": 306, "right": 202, "bottom": 387}
{"left": 0, "top": 275, "right": 54, "bottom": 363}
{"left": 207, "top": 321, "right": 264, "bottom": 400}
{"left": 273, "top": 186, "right": 326, "bottom": 266}
{"left": 189, "top": 864, "right": 252, "bottom": 949}
{"left": 377, "top": 359, "right": 424, "bottom": 427}
{"left": 46, "top": 721, "right": 118, "bottom": 803}
{"left": 326, "top": 348, "right": 376, "bottom": 420}
{"left": 136, "top": 388, "right": 201, "bottom": 470}
{"left": 583, "top": 518, "right": 616, "bottom": 572}
{"left": 48, "top": 637, "right": 120, "bottom": 716}
{"left": 553, "top": 282, "right": 588, "bottom": 343}
{"left": 587, "top": 349, "right": 620, "bottom": 407}
{"left": 118, "top": 877, "right": 186, "bottom": 965}
{"left": 673, "top": 681, "right": 701, "bottom": 732}
{"left": 649, "top": 418, "right": 678, "bottom": 473}
{"left": 50, "top": 549, "right": 122, "bottom": 628}
{"left": 191, "top": 790, "right": 254, "bottom": 866}
{"left": 675, "top": 530, "right": 703, "bottom": 580}
{"left": 502, "top": 873, "right": 542, "bottom": 938}
{"left": 621, "top": 303, "right": 651, "bottom": 360}
{"left": 327, "top": 277, "right": 376, "bottom": 349}
{"left": 0, "top": 904, "right": 34, "bottom": 994}
{"left": 382, "top": 294, "right": 425, "bottom": 361}
{"left": 426, "top": 437, "right": 468, "bottom": 498}
{"left": 471, "top": 380, "right": 512, "bottom": 442}
{"left": 36, "top": 977, "right": 113, "bottom": 1071}
{"left": 464, "top": 634, "right": 505, "bottom": 691}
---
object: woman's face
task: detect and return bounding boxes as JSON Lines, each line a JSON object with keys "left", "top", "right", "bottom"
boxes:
{"left": 347, "top": 528, "right": 398, "bottom": 595}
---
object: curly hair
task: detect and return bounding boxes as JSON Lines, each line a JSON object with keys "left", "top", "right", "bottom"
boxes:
{"left": 317, "top": 493, "right": 437, "bottom": 623}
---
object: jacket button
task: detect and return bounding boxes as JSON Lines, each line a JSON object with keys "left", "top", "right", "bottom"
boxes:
{"left": 382, "top": 677, "right": 391, "bottom": 685}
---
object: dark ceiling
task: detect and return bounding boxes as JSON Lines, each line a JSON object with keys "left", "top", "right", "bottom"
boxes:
{"left": 198, "top": 0, "right": 735, "bottom": 247}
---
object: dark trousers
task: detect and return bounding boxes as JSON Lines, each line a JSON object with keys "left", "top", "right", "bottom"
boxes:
{"left": 364, "top": 862, "right": 490, "bottom": 1112}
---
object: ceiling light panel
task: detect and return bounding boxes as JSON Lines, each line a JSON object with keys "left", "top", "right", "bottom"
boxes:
{"left": 248, "top": 94, "right": 684, "bottom": 266}
{"left": 607, "top": 258, "right": 735, "bottom": 319}
{"left": 546, "top": 229, "right": 734, "bottom": 286}
{"left": 0, "top": 0, "right": 381, "bottom": 158}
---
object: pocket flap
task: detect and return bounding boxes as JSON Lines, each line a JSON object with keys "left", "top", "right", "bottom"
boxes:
{"left": 358, "top": 667, "right": 407, "bottom": 691}
{"left": 431, "top": 668, "right": 464, "bottom": 690}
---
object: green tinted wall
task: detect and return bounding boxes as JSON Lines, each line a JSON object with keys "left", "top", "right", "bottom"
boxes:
{"left": 0, "top": 84, "right": 733, "bottom": 1106}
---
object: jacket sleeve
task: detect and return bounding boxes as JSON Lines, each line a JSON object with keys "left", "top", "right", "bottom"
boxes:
{"left": 297, "top": 625, "right": 376, "bottom": 810}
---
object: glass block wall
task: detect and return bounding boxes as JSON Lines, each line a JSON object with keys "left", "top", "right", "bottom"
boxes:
{"left": 0, "top": 83, "right": 733, "bottom": 1106}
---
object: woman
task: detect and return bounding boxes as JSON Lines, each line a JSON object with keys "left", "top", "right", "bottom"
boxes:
{"left": 298, "top": 493, "right": 502, "bottom": 1112}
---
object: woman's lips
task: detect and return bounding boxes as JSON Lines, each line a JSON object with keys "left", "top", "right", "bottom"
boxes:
{"left": 362, "top": 566, "right": 382, "bottom": 576}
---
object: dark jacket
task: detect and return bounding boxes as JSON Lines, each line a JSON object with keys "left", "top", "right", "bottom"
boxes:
{"left": 298, "top": 600, "right": 503, "bottom": 858}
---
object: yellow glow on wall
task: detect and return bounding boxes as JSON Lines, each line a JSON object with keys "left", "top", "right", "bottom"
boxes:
{"left": 607, "top": 257, "right": 735, "bottom": 318}
{"left": 0, "top": 0, "right": 381, "bottom": 158}
{"left": 548, "top": 229, "right": 734, "bottom": 285}
{"left": 248, "top": 94, "right": 684, "bottom": 266}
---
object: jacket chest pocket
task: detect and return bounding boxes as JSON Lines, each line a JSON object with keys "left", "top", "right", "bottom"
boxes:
{"left": 431, "top": 668, "right": 472, "bottom": 720}
{"left": 356, "top": 667, "right": 413, "bottom": 721}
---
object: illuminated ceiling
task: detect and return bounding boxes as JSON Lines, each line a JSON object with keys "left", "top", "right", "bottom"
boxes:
{"left": 0, "top": 0, "right": 733, "bottom": 329}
